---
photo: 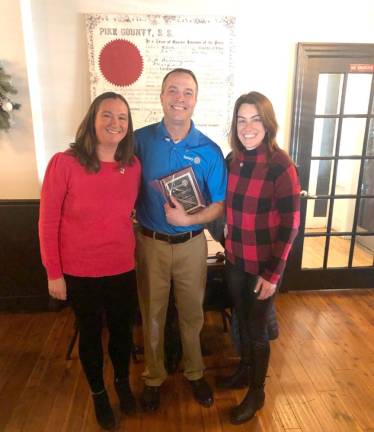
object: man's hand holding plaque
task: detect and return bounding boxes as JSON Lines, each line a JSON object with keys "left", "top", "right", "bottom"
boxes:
{"left": 158, "top": 166, "right": 206, "bottom": 215}
{"left": 164, "top": 195, "right": 192, "bottom": 226}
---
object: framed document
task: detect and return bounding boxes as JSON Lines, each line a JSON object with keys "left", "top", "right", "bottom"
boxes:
{"left": 158, "top": 167, "right": 206, "bottom": 214}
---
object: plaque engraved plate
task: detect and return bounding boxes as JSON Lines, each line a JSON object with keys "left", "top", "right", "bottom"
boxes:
{"left": 159, "top": 166, "right": 206, "bottom": 214}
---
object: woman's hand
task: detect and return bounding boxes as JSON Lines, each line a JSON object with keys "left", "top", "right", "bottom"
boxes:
{"left": 48, "top": 277, "right": 67, "bottom": 300}
{"left": 254, "top": 276, "right": 276, "bottom": 300}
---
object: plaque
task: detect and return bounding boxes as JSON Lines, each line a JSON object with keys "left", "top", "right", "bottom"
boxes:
{"left": 158, "top": 166, "right": 206, "bottom": 214}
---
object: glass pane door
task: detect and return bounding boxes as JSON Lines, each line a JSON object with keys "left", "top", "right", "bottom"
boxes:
{"left": 284, "top": 43, "right": 374, "bottom": 290}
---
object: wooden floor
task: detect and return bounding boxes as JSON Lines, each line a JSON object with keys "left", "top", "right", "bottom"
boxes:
{"left": 0, "top": 289, "right": 373, "bottom": 432}
{"left": 302, "top": 229, "right": 374, "bottom": 269}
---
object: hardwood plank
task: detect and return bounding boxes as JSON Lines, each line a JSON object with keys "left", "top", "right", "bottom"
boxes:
{"left": 285, "top": 393, "right": 324, "bottom": 432}
{"left": 0, "top": 314, "right": 35, "bottom": 390}
{"left": 291, "top": 292, "right": 369, "bottom": 373}
{"left": 333, "top": 369, "right": 374, "bottom": 430}
{"left": 0, "top": 314, "right": 58, "bottom": 431}
{"left": 267, "top": 365, "right": 301, "bottom": 430}
{"left": 5, "top": 311, "right": 72, "bottom": 432}
{"left": 66, "top": 378, "right": 92, "bottom": 432}
{"left": 272, "top": 291, "right": 374, "bottom": 432}
{"left": 318, "top": 391, "right": 364, "bottom": 432}
{"left": 270, "top": 342, "right": 328, "bottom": 432}
{"left": 0, "top": 290, "right": 373, "bottom": 432}
{"left": 44, "top": 359, "right": 83, "bottom": 432}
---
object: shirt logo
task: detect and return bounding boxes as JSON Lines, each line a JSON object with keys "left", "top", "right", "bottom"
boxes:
{"left": 183, "top": 155, "right": 201, "bottom": 164}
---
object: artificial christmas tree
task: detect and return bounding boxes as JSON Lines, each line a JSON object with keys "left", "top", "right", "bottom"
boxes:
{"left": 0, "top": 64, "right": 21, "bottom": 131}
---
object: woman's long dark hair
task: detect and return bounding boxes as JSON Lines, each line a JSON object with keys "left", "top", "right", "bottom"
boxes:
{"left": 229, "top": 91, "right": 280, "bottom": 161}
{"left": 68, "top": 92, "right": 135, "bottom": 172}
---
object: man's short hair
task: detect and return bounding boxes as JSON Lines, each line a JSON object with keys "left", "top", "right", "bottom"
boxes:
{"left": 161, "top": 68, "right": 198, "bottom": 94}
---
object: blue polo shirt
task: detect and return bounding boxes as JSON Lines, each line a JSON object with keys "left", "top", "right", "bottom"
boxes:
{"left": 135, "top": 120, "right": 227, "bottom": 234}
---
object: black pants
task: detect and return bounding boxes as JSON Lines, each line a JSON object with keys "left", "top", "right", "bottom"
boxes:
{"left": 225, "top": 261, "right": 273, "bottom": 364}
{"left": 65, "top": 271, "right": 137, "bottom": 393}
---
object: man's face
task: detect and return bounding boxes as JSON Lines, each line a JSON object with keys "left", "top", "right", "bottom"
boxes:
{"left": 160, "top": 72, "right": 197, "bottom": 126}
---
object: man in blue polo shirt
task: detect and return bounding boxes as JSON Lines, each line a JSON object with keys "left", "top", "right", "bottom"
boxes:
{"left": 135, "top": 68, "right": 227, "bottom": 411}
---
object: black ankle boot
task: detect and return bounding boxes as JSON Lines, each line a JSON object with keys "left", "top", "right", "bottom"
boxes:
{"left": 114, "top": 377, "right": 136, "bottom": 415}
{"left": 230, "top": 387, "right": 265, "bottom": 424}
{"left": 92, "top": 390, "right": 116, "bottom": 430}
{"left": 216, "top": 362, "right": 251, "bottom": 389}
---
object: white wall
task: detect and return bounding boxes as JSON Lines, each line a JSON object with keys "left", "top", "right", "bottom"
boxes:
{"left": 0, "top": 0, "right": 39, "bottom": 199}
{"left": 0, "top": 0, "right": 373, "bottom": 198}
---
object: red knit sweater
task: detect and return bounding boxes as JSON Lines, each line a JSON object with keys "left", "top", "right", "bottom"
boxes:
{"left": 39, "top": 152, "right": 141, "bottom": 279}
{"left": 225, "top": 144, "right": 300, "bottom": 284}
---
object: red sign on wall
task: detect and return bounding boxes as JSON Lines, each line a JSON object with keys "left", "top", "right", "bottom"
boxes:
{"left": 349, "top": 64, "right": 374, "bottom": 72}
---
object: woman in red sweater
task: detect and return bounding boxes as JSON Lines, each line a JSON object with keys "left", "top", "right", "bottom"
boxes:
{"left": 39, "top": 92, "right": 141, "bottom": 430}
{"left": 222, "top": 92, "right": 300, "bottom": 424}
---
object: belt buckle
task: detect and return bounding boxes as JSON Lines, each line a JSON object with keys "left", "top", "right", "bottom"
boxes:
{"left": 170, "top": 232, "right": 189, "bottom": 244}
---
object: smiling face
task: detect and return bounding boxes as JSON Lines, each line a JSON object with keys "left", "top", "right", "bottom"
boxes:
{"left": 236, "top": 103, "right": 266, "bottom": 151}
{"left": 94, "top": 98, "right": 129, "bottom": 150}
{"left": 160, "top": 72, "right": 197, "bottom": 128}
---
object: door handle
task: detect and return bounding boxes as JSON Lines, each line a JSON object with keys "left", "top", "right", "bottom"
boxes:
{"left": 300, "top": 190, "right": 318, "bottom": 198}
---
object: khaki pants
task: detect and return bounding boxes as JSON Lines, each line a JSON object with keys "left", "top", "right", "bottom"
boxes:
{"left": 136, "top": 230, "right": 207, "bottom": 386}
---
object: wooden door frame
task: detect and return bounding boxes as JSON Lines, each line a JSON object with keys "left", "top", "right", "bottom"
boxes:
{"left": 282, "top": 43, "right": 374, "bottom": 291}
{"left": 290, "top": 43, "right": 374, "bottom": 163}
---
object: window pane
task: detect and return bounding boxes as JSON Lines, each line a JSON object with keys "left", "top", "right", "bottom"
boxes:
{"left": 352, "top": 237, "right": 374, "bottom": 267}
{"left": 361, "top": 159, "right": 374, "bottom": 195}
{"left": 308, "top": 160, "right": 335, "bottom": 198}
{"left": 357, "top": 198, "right": 374, "bottom": 232}
{"left": 332, "top": 198, "right": 356, "bottom": 233}
{"left": 302, "top": 236, "right": 326, "bottom": 269}
{"left": 366, "top": 118, "right": 374, "bottom": 156}
{"left": 344, "top": 74, "right": 372, "bottom": 114}
{"left": 315, "top": 74, "right": 343, "bottom": 115}
{"left": 339, "top": 118, "right": 366, "bottom": 156}
{"left": 327, "top": 236, "right": 351, "bottom": 268}
{"left": 312, "top": 118, "right": 338, "bottom": 157}
{"left": 305, "top": 199, "right": 329, "bottom": 232}
{"left": 335, "top": 160, "right": 361, "bottom": 195}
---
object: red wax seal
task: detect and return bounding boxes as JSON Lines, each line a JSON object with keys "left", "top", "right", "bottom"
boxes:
{"left": 99, "top": 39, "right": 143, "bottom": 87}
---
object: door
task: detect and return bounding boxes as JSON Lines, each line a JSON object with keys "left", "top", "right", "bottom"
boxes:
{"left": 283, "top": 43, "right": 374, "bottom": 290}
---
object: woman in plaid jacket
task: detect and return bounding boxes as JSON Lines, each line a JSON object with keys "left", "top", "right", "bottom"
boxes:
{"left": 222, "top": 92, "right": 300, "bottom": 424}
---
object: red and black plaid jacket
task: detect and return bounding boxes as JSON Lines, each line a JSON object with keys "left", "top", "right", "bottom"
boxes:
{"left": 225, "top": 143, "right": 300, "bottom": 284}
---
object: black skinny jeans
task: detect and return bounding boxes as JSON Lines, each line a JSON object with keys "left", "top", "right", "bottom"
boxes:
{"left": 65, "top": 271, "right": 137, "bottom": 393}
{"left": 225, "top": 260, "right": 274, "bottom": 364}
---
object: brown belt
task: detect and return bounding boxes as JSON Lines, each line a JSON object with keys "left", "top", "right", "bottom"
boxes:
{"left": 141, "top": 226, "right": 203, "bottom": 244}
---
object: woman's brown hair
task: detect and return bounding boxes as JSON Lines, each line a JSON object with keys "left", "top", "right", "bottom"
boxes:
{"left": 68, "top": 92, "right": 135, "bottom": 172}
{"left": 229, "top": 91, "right": 280, "bottom": 161}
